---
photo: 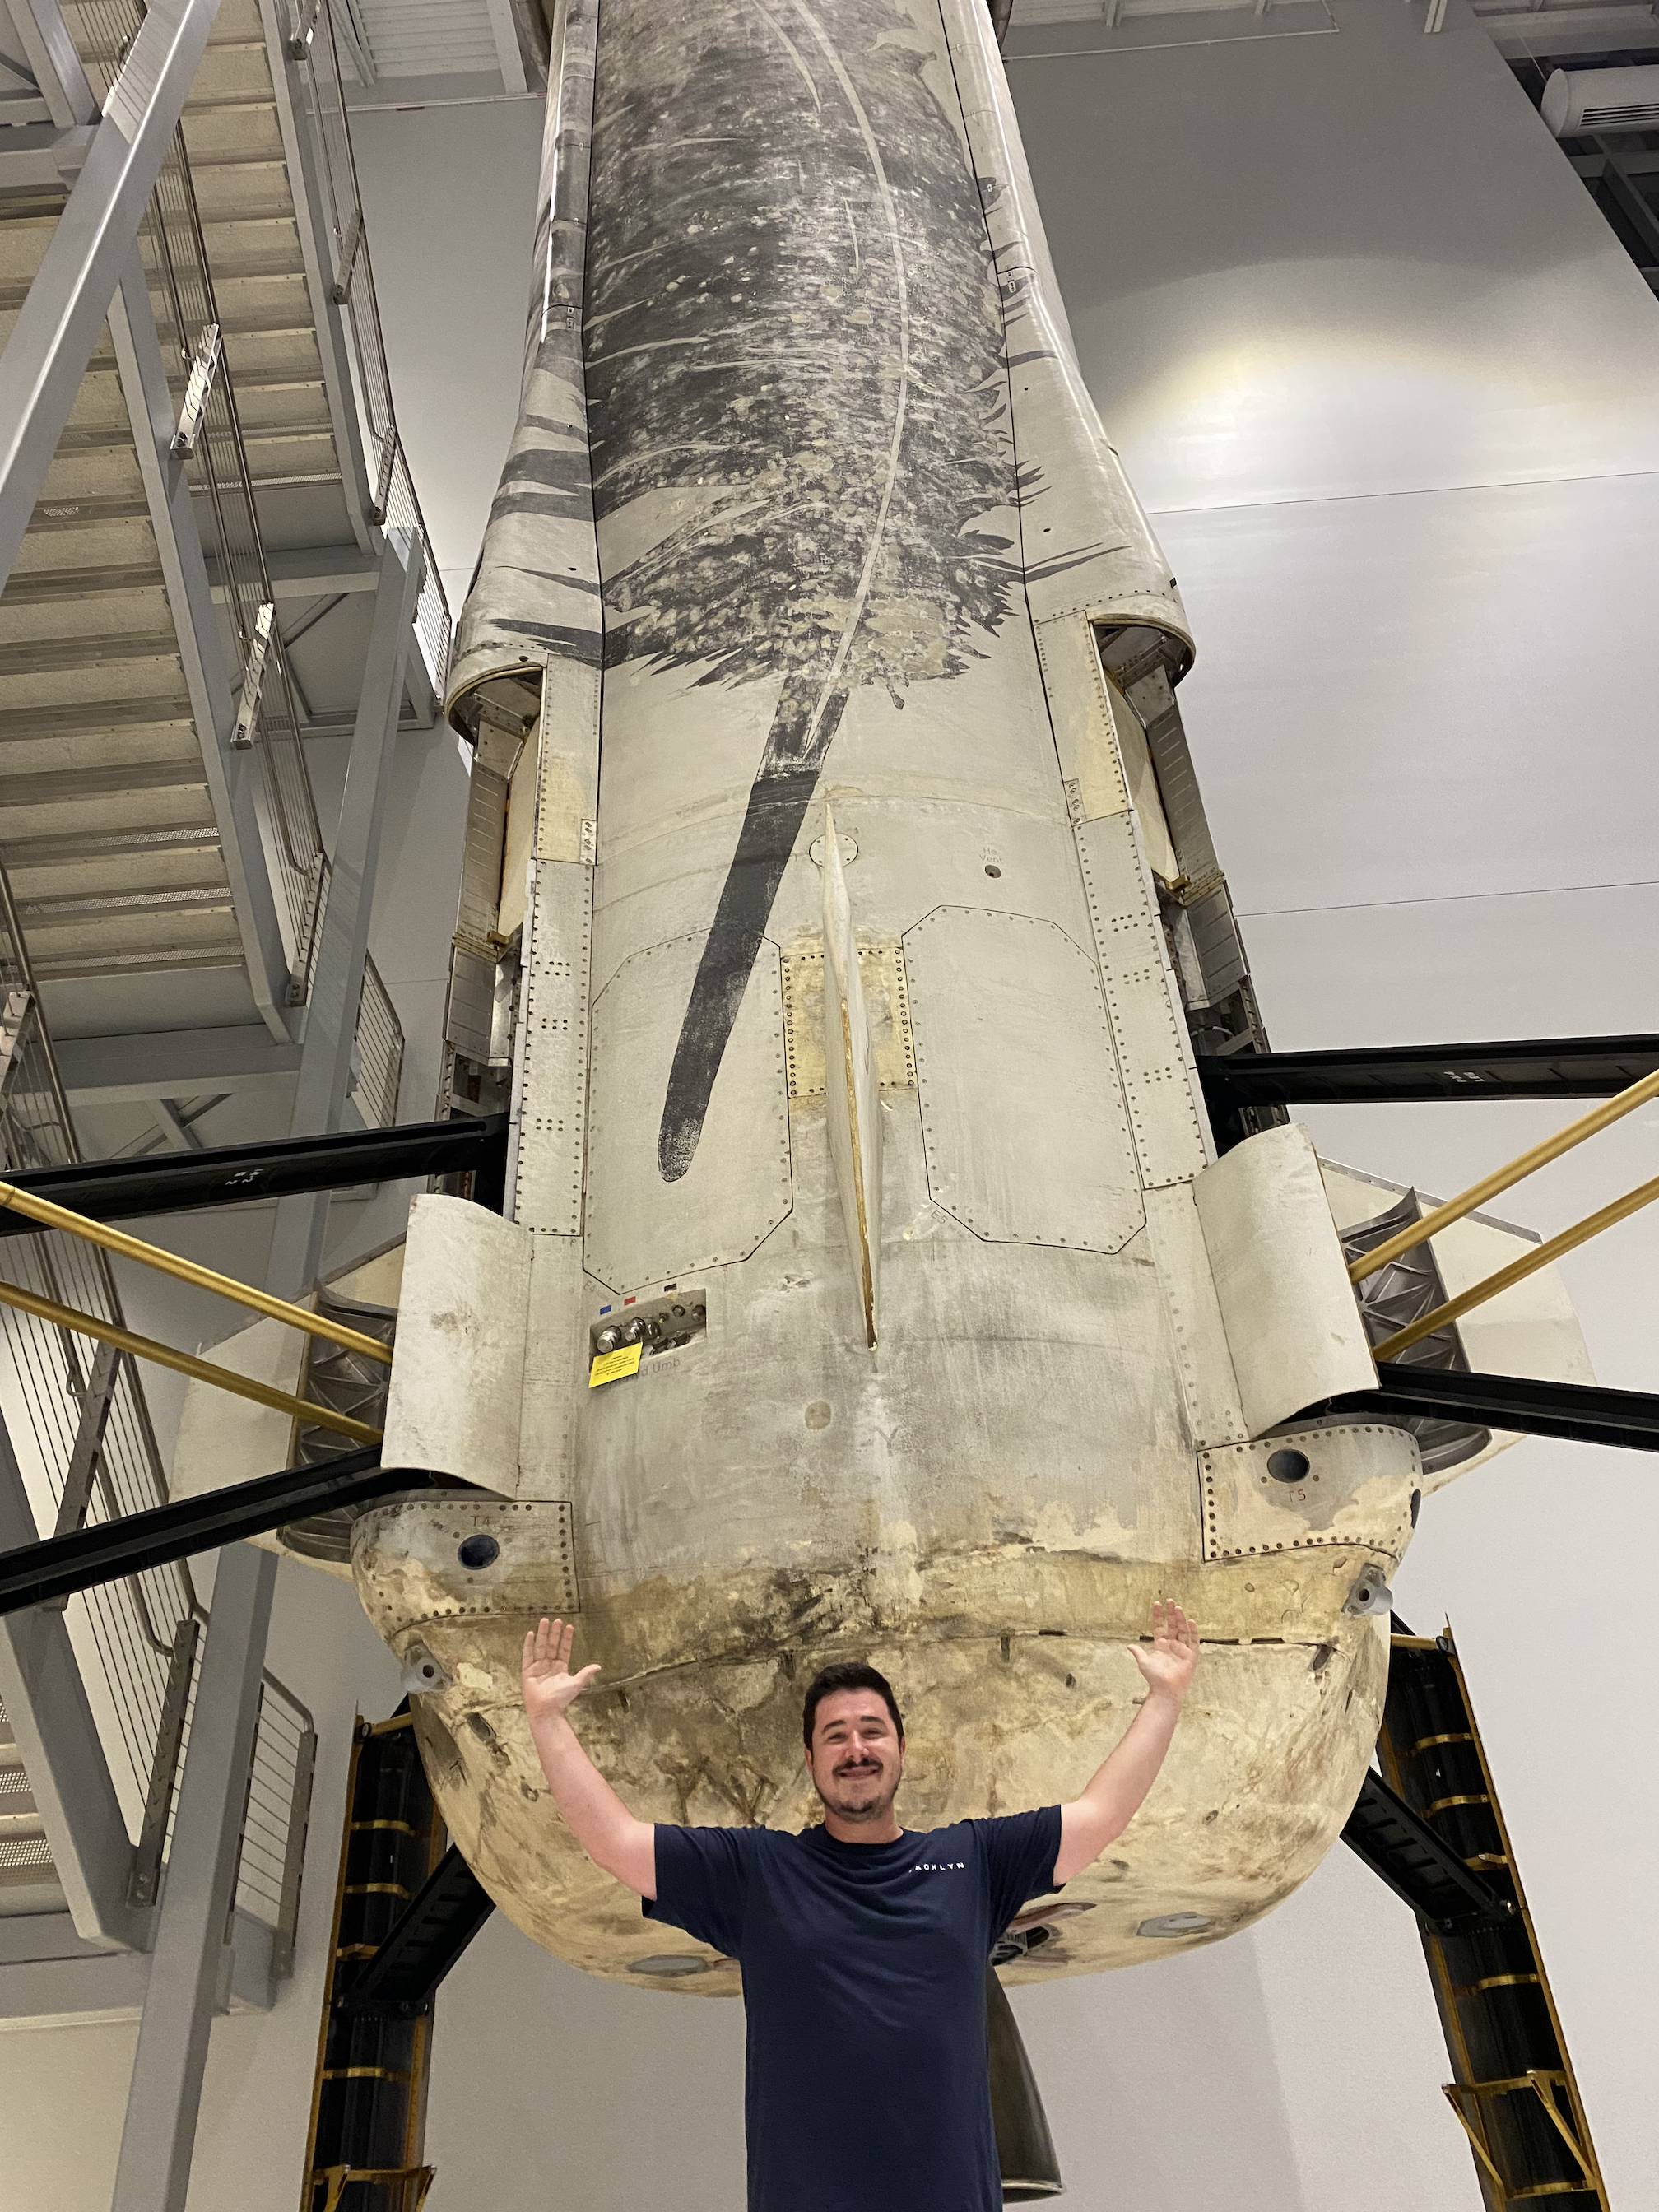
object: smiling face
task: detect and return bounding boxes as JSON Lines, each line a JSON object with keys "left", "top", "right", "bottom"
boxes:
{"left": 805, "top": 1687, "right": 906, "bottom": 1827}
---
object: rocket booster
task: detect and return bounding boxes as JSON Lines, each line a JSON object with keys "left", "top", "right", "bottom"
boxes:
{"left": 329, "top": 0, "right": 1573, "bottom": 1992}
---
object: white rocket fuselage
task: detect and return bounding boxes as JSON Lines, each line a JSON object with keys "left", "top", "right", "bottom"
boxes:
{"left": 349, "top": 0, "right": 1424, "bottom": 1993}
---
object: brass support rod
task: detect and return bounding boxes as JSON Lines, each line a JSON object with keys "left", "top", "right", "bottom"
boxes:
{"left": 1440, "top": 2088, "right": 1508, "bottom": 2194}
{"left": 1348, "top": 1065, "right": 1659, "bottom": 1285}
{"left": 0, "top": 1277, "right": 383, "bottom": 1443}
{"left": 1527, "top": 2074, "right": 1592, "bottom": 2175}
{"left": 0, "top": 1178, "right": 393, "bottom": 1364}
{"left": 1372, "top": 1173, "right": 1659, "bottom": 1361}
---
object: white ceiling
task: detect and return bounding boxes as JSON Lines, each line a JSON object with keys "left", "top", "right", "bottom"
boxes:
{"left": 1011, "top": 0, "right": 1659, "bottom": 53}
{"left": 332, "top": 0, "right": 1659, "bottom": 109}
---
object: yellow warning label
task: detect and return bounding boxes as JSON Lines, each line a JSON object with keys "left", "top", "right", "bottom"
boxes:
{"left": 588, "top": 1341, "right": 643, "bottom": 1388}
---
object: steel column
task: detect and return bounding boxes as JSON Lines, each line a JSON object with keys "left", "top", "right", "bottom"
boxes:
{"left": 0, "top": 0, "right": 229, "bottom": 599}
{"left": 48, "top": 1339, "right": 121, "bottom": 1542}
{"left": 110, "top": 1540, "right": 277, "bottom": 2212}
{"left": 266, "top": 531, "right": 422, "bottom": 1298}
{"left": 6, "top": 0, "right": 98, "bottom": 129}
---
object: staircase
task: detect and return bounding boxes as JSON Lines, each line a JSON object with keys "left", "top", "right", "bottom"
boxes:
{"left": 0, "top": 221, "right": 244, "bottom": 994}
{"left": 0, "top": 1694, "right": 63, "bottom": 1917}
{"left": 0, "top": 0, "right": 421, "bottom": 1117}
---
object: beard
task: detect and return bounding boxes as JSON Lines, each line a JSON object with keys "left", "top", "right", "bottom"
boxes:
{"left": 814, "top": 1757, "right": 900, "bottom": 1824}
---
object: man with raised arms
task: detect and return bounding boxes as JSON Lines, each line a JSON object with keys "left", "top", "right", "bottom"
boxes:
{"left": 522, "top": 1602, "right": 1200, "bottom": 2212}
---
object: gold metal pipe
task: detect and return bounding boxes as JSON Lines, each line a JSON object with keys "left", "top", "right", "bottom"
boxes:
{"left": 0, "top": 1276, "right": 383, "bottom": 1443}
{"left": 1372, "top": 1172, "right": 1659, "bottom": 1362}
{"left": 0, "top": 1178, "right": 393, "bottom": 1364}
{"left": 1347, "top": 1066, "right": 1659, "bottom": 1285}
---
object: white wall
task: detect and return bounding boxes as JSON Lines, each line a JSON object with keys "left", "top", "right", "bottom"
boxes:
{"left": 7, "top": 3, "right": 1657, "bottom": 2207}
{"left": 349, "top": 98, "right": 547, "bottom": 611}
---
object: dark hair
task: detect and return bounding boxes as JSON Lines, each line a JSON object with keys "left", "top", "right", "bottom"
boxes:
{"left": 802, "top": 1662, "right": 904, "bottom": 1750}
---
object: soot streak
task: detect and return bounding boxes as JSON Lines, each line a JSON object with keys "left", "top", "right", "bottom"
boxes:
{"left": 586, "top": 0, "right": 1029, "bottom": 1181}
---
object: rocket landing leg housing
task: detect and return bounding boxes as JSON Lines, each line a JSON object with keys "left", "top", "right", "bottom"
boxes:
{"left": 352, "top": 0, "right": 1422, "bottom": 1991}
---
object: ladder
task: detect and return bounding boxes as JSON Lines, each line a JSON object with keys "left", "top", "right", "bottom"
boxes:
{"left": 1364, "top": 1625, "right": 1609, "bottom": 2210}
{"left": 300, "top": 1704, "right": 495, "bottom": 2212}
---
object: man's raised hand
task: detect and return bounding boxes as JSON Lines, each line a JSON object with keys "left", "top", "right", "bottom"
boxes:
{"left": 522, "top": 1615, "right": 602, "bottom": 1725}
{"left": 1129, "top": 1600, "right": 1200, "bottom": 1701}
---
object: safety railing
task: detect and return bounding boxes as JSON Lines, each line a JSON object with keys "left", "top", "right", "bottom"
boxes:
{"left": 353, "top": 955, "right": 406, "bottom": 1129}
{"left": 283, "top": 0, "right": 454, "bottom": 693}
{"left": 239, "top": 1669, "right": 318, "bottom": 1973}
{"left": 0, "top": 867, "right": 194, "bottom": 1836}
{"left": 292, "top": 862, "right": 405, "bottom": 1132}
{"left": 69, "top": 0, "right": 330, "bottom": 997}
{"left": 0, "top": 869, "right": 316, "bottom": 1953}
{"left": 148, "top": 1613, "right": 316, "bottom": 1972}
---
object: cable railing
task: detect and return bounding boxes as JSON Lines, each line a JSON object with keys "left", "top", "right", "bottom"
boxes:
{"left": 0, "top": 867, "right": 194, "bottom": 1836}
{"left": 159, "top": 1615, "right": 317, "bottom": 1972}
{"left": 284, "top": 0, "right": 454, "bottom": 692}
{"left": 0, "top": 867, "right": 315, "bottom": 1956}
{"left": 239, "top": 1671, "right": 318, "bottom": 1973}
{"left": 353, "top": 953, "right": 406, "bottom": 1129}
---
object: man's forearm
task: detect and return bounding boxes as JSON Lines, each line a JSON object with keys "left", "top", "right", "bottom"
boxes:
{"left": 1085, "top": 1688, "right": 1183, "bottom": 1827}
{"left": 528, "top": 1707, "right": 656, "bottom": 1895}
{"left": 1056, "top": 1687, "right": 1186, "bottom": 1879}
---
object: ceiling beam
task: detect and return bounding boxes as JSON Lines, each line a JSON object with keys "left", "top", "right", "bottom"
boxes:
{"left": 341, "top": 66, "right": 528, "bottom": 109}
{"left": 53, "top": 1025, "right": 301, "bottom": 1106}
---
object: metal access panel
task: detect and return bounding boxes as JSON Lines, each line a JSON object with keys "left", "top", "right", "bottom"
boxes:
{"left": 583, "top": 931, "right": 793, "bottom": 1293}
{"left": 904, "top": 906, "right": 1142, "bottom": 1253}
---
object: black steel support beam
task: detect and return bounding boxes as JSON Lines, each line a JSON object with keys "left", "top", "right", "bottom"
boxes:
{"left": 1197, "top": 1034, "right": 1659, "bottom": 1127}
{"left": 337, "top": 1844, "right": 495, "bottom": 2019}
{"left": 0, "top": 1113, "right": 509, "bottom": 1235}
{"left": 1308, "top": 1365, "right": 1659, "bottom": 1455}
{"left": 0, "top": 1451, "right": 454, "bottom": 1615}
{"left": 1341, "top": 1768, "right": 1513, "bottom": 1934}
{"left": 1597, "top": 146, "right": 1659, "bottom": 267}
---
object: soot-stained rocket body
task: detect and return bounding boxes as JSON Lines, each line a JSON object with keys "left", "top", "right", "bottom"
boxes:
{"left": 584, "top": 0, "right": 1025, "bottom": 1179}
{"left": 384, "top": 0, "right": 1533, "bottom": 2017}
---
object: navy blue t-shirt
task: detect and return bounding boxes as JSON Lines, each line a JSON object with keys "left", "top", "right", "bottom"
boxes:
{"left": 645, "top": 1807, "right": 1063, "bottom": 2212}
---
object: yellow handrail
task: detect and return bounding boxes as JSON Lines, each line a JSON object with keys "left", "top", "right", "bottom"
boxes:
{"left": 1373, "top": 1172, "right": 1659, "bottom": 1361}
{"left": 0, "top": 1276, "right": 383, "bottom": 1444}
{"left": 0, "top": 1178, "right": 392, "bottom": 1364}
{"left": 1348, "top": 1065, "right": 1659, "bottom": 1285}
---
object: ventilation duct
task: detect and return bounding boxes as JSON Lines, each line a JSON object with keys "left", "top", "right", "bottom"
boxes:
{"left": 1541, "top": 64, "right": 1659, "bottom": 137}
